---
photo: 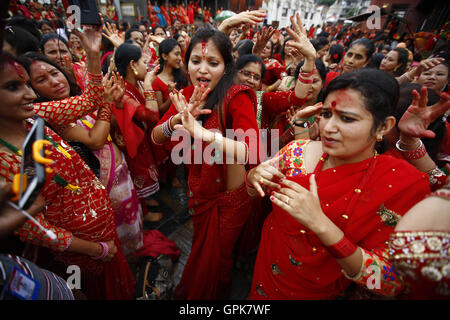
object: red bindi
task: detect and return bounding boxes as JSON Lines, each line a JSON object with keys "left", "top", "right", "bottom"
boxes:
{"left": 330, "top": 100, "right": 337, "bottom": 111}
{"left": 201, "top": 40, "right": 208, "bottom": 59}
{"left": 12, "top": 62, "right": 25, "bottom": 81}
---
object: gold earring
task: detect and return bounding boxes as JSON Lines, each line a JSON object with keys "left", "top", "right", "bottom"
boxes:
{"left": 376, "top": 135, "right": 383, "bottom": 142}
{"left": 132, "top": 67, "right": 138, "bottom": 76}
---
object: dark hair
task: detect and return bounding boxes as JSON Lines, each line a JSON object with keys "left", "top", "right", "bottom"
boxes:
{"left": 329, "top": 44, "right": 344, "bottom": 64}
{"left": 324, "top": 69, "right": 399, "bottom": 152}
{"left": 233, "top": 39, "right": 254, "bottom": 58}
{"left": 394, "top": 83, "right": 445, "bottom": 162}
{"left": 114, "top": 42, "right": 142, "bottom": 78}
{"left": 349, "top": 38, "right": 375, "bottom": 62}
{"left": 4, "top": 26, "right": 40, "bottom": 56}
{"left": 185, "top": 26, "right": 235, "bottom": 128}
{"left": 38, "top": 19, "right": 54, "bottom": 31}
{"left": 264, "top": 39, "right": 275, "bottom": 58}
{"left": 367, "top": 53, "right": 384, "bottom": 69}
{"left": 40, "top": 33, "right": 69, "bottom": 54}
{"left": 158, "top": 38, "right": 188, "bottom": 89}
{"left": 21, "top": 52, "right": 82, "bottom": 101}
{"left": 390, "top": 47, "right": 409, "bottom": 76}
{"left": 8, "top": 16, "right": 42, "bottom": 41}
{"left": 125, "top": 28, "right": 143, "bottom": 41}
{"left": 236, "top": 54, "right": 266, "bottom": 78}
{"left": 153, "top": 25, "right": 166, "bottom": 35}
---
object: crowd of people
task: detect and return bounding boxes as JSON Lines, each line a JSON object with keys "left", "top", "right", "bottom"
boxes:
{"left": 0, "top": 0, "right": 449, "bottom": 301}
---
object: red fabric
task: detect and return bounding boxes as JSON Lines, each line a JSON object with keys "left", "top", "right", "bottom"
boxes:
{"left": 157, "top": 85, "right": 261, "bottom": 299}
{"left": 325, "top": 70, "right": 341, "bottom": 88}
{"left": 152, "top": 76, "right": 171, "bottom": 102}
{"left": 249, "top": 154, "right": 430, "bottom": 300}
{"left": 0, "top": 122, "right": 135, "bottom": 300}
{"left": 113, "top": 81, "right": 167, "bottom": 198}
{"left": 187, "top": 5, "right": 195, "bottom": 24}
{"left": 134, "top": 230, "right": 181, "bottom": 262}
{"left": 262, "top": 58, "right": 285, "bottom": 86}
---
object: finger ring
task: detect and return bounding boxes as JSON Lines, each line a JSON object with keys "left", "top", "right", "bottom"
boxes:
{"left": 259, "top": 177, "right": 264, "bottom": 185}
{"left": 285, "top": 198, "right": 289, "bottom": 205}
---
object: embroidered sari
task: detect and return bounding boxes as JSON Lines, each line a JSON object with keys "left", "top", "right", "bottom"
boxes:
{"left": 249, "top": 139, "right": 430, "bottom": 300}
{"left": 78, "top": 115, "right": 143, "bottom": 258}
{"left": 156, "top": 85, "right": 261, "bottom": 299}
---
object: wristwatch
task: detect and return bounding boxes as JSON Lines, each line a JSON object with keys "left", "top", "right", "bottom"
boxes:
{"left": 294, "top": 120, "right": 309, "bottom": 128}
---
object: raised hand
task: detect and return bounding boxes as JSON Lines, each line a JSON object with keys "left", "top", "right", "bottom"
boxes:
{"left": 295, "top": 102, "right": 323, "bottom": 119}
{"left": 103, "top": 21, "right": 125, "bottom": 48}
{"left": 218, "top": 10, "right": 266, "bottom": 35}
{"left": 417, "top": 57, "right": 445, "bottom": 74}
{"left": 398, "top": 86, "right": 450, "bottom": 139}
{"left": 252, "top": 26, "right": 275, "bottom": 57}
{"left": 73, "top": 20, "right": 103, "bottom": 56}
{"left": 186, "top": 85, "right": 212, "bottom": 118}
{"left": 104, "top": 72, "right": 125, "bottom": 104}
{"left": 285, "top": 13, "right": 316, "bottom": 60}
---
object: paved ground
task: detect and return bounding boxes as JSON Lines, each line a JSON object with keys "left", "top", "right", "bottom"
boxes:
{"left": 141, "top": 180, "right": 257, "bottom": 300}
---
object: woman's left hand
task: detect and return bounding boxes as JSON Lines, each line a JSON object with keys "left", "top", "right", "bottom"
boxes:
{"left": 104, "top": 72, "right": 125, "bottom": 104}
{"left": 170, "top": 92, "right": 207, "bottom": 140}
{"left": 271, "top": 174, "right": 326, "bottom": 231}
{"left": 285, "top": 13, "right": 316, "bottom": 60}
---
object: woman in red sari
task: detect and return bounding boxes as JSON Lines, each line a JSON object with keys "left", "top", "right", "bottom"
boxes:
{"left": 0, "top": 25, "right": 135, "bottom": 300}
{"left": 246, "top": 68, "right": 431, "bottom": 299}
{"left": 113, "top": 42, "right": 167, "bottom": 222}
{"left": 152, "top": 26, "right": 261, "bottom": 299}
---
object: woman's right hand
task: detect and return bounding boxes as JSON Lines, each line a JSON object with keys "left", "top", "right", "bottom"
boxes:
{"left": 285, "top": 13, "right": 316, "bottom": 61}
{"left": 100, "top": 240, "right": 117, "bottom": 262}
{"left": 247, "top": 155, "right": 285, "bottom": 197}
{"left": 103, "top": 21, "right": 125, "bottom": 48}
{"left": 143, "top": 64, "right": 160, "bottom": 91}
{"left": 252, "top": 26, "right": 275, "bottom": 57}
{"left": 218, "top": 10, "right": 266, "bottom": 35}
{"left": 416, "top": 57, "right": 445, "bottom": 75}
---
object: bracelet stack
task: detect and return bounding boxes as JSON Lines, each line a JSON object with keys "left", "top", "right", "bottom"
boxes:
{"left": 144, "top": 90, "right": 157, "bottom": 101}
{"left": 297, "top": 66, "right": 316, "bottom": 84}
{"left": 97, "top": 102, "right": 113, "bottom": 122}
{"left": 395, "top": 139, "right": 427, "bottom": 160}
{"left": 162, "top": 115, "right": 175, "bottom": 138}
{"left": 92, "top": 241, "right": 109, "bottom": 260}
{"left": 325, "top": 236, "right": 358, "bottom": 259}
{"left": 87, "top": 72, "right": 103, "bottom": 85}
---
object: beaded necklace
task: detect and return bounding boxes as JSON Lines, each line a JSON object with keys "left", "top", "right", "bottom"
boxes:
{"left": 0, "top": 133, "right": 80, "bottom": 192}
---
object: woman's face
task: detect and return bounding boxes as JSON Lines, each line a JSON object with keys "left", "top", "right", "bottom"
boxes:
{"left": 236, "top": 62, "right": 262, "bottom": 91}
{"left": 177, "top": 35, "right": 186, "bottom": 49}
{"left": 342, "top": 44, "right": 369, "bottom": 73}
{"left": 305, "top": 73, "right": 323, "bottom": 103}
{"left": 154, "top": 27, "right": 166, "bottom": 38}
{"left": 40, "top": 23, "right": 55, "bottom": 35}
{"left": 317, "top": 44, "right": 329, "bottom": 59}
{"left": 164, "top": 45, "right": 182, "bottom": 69}
{"left": 0, "top": 63, "right": 37, "bottom": 122}
{"left": 130, "top": 31, "right": 144, "bottom": 48}
{"left": 188, "top": 39, "right": 225, "bottom": 91}
{"left": 132, "top": 54, "right": 149, "bottom": 81}
{"left": 43, "top": 39, "right": 72, "bottom": 67}
{"left": 261, "top": 41, "right": 272, "bottom": 59}
{"left": 417, "top": 63, "right": 449, "bottom": 93}
{"left": 29, "top": 61, "right": 70, "bottom": 101}
{"left": 380, "top": 50, "right": 399, "bottom": 73}
{"left": 319, "top": 88, "right": 378, "bottom": 164}
{"left": 69, "top": 33, "right": 81, "bottom": 49}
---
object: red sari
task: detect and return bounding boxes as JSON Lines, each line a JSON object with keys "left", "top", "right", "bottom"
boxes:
{"left": 156, "top": 85, "right": 261, "bottom": 299}
{"left": 249, "top": 140, "right": 430, "bottom": 299}
{"left": 262, "top": 58, "right": 285, "bottom": 86}
{"left": 112, "top": 81, "right": 167, "bottom": 199}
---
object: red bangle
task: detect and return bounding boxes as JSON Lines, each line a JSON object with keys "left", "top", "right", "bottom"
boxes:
{"left": 325, "top": 236, "right": 358, "bottom": 259}
{"left": 300, "top": 66, "right": 316, "bottom": 78}
{"left": 144, "top": 90, "right": 157, "bottom": 101}
{"left": 87, "top": 72, "right": 103, "bottom": 84}
{"left": 297, "top": 75, "right": 314, "bottom": 84}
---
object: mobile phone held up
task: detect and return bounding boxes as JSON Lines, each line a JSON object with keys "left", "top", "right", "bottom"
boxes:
{"left": 17, "top": 117, "right": 47, "bottom": 210}
{"left": 68, "top": 0, "right": 102, "bottom": 26}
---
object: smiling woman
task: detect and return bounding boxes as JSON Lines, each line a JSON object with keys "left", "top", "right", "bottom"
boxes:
{"left": 152, "top": 25, "right": 262, "bottom": 300}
